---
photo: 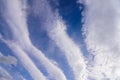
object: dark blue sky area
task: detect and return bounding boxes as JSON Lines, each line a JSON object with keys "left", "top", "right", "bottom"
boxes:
{"left": 58, "top": 0, "right": 84, "bottom": 31}
{"left": 56, "top": 0, "right": 85, "bottom": 45}
{"left": 57, "top": 0, "right": 92, "bottom": 59}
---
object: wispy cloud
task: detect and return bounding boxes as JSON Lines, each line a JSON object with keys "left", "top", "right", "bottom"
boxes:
{"left": 27, "top": 45, "right": 67, "bottom": 80}
{"left": 81, "top": 0, "right": 120, "bottom": 79}
{"left": 2, "top": 0, "right": 31, "bottom": 48}
{"left": 29, "top": 0, "right": 88, "bottom": 79}
{"left": 2, "top": 39, "right": 47, "bottom": 80}
{"left": 47, "top": 18, "right": 88, "bottom": 80}
{"left": 0, "top": 52, "right": 17, "bottom": 65}
{"left": 0, "top": 66, "right": 13, "bottom": 80}
{"left": 1, "top": 0, "right": 46, "bottom": 80}
{"left": 1, "top": 0, "right": 67, "bottom": 80}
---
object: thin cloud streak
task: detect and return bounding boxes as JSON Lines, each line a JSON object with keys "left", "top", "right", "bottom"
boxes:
{"left": 30, "top": 0, "right": 88, "bottom": 79}
{"left": 47, "top": 18, "right": 88, "bottom": 80}
{"left": 81, "top": 0, "right": 120, "bottom": 79}
{"left": 1, "top": 0, "right": 46, "bottom": 80}
{"left": 2, "top": 0, "right": 31, "bottom": 48}
{"left": 0, "top": 66, "right": 13, "bottom": 80}
{"left": 1, "top": 0, "right": 67, "bottom": 80}
{"left": 27, "top": 46, "right": 67, "bottom": 80}
{"left": 2, "top": 40, "right": 47, "bottom": 80}
{"left": 0, "top": 52, "right": 17, "bottom": 65}
{"left": 29, "top": 0, "right": 88, "bottom": 79}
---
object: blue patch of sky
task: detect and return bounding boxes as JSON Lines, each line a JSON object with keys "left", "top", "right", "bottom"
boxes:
{"left": 58, "top": 0, "right": 84, "bottom": 49}
{"left": 0, "top": 42, "right": 13, "bottom": 56}
{"left": 0, "top": 16, "right": 13, "bottom": 40}
{"left": 27, "top": 15, "right": 50, "bottom": 54}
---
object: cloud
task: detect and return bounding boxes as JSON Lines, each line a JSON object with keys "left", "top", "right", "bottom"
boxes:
{"left": 29, "top": 0, "right": 88, "bottom": 79}
{"left": 0, "top": 52, "right": 17, "bottom": 65}
{"left": 47, "top": 18, "right": 88, "bottom": 80}
{"left": 0, "top": 66, "right": 13, "bottom": 80}
{"left": 27, "top": 45, "right": 67, "bottom": 80}
{"left": 1, "top": 0, "right": 67, "bottom": 80}
{"left": 3, "top": 40, "right": 47, "bottom": 80}
{"left": 81, "top": 0, "right": 120, "bottom": 79}
{"left": 2, "top": 0, "right": 31, "bottom": 48}
{"left": 0, "top": 0, "right": 46, "bottom": 80}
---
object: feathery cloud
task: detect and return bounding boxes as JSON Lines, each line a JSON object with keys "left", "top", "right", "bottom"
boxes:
{"left": 3, "top": 40, "right": 47, "bottom": 80}
{"left": 81, "top": 0, "right": 120, "bottom": 79}
{"left": 0, "top": 52, "right": 17, "bottom": 65}
{"left": 47, "top": 18, "right": 88, "bottom": 80}
{"left": 29, "top": 0, "right": 88, "bottom": 79}
{"left": 0, "top": 66, "right": 13, "bottom": 80}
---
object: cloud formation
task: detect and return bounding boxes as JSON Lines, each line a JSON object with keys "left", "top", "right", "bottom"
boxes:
{"left": 47, "top": 18, "right": 88, "bottom": 80}
{"left": 0, "top": 52, "right": 17, "bottom": 65}
{"left": 81, "top": 0, "right": 120, "bottom": 79}
{"left": 0, "top": 66, "right": 13, "bottom": 80}
{"left": 29, "top": 0, "right": 88, "bottom": 79}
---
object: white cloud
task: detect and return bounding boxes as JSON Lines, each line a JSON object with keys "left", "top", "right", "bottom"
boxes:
{"left": 0, "top": 66, "right": 13, "bottom": 80}
{"left": 3, "top": 40, "right": 47, "bottom": 80}
{"left": 0, "top": 52, "right": 17, "bottom": 65}
{"left": 81, "top": 0, "right": 120, "bottom": 79}
{"left": 28, "top": 45, "right": 67, "bottom": 80}
{"left": 2, "top": 0, "right": 31, "bottom": 48}
{"left": 47, "top": 18, "right": 88, "bottom": 80}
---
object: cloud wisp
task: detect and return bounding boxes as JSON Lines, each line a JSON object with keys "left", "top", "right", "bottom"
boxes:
{"left": 0, "top": 52, "right": 17, "bottom": 65}
{"left": 4, "top": 40, "right": 47, "bottom": 80}
{"left": 47, "top": 18, "right": 88, "bottom": 80}
{"left": 0, "top": 66, "right": 13, "bottom": 80}
{"left": 30, "top": 0, "right": 88, "bottom": 79}
{"left": 81, "top": 0, "right": 120, "bottom": 79}
{"left": 27, "top": 45, "right": 67, "bottom": 80}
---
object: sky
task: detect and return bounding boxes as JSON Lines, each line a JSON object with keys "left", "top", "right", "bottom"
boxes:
{"left": 0, "top": 0, "right": 120, "bottom": 80}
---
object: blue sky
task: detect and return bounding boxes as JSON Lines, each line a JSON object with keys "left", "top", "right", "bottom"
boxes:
{"left": 0, "top": 0, "right": 120, "bottom": 80}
